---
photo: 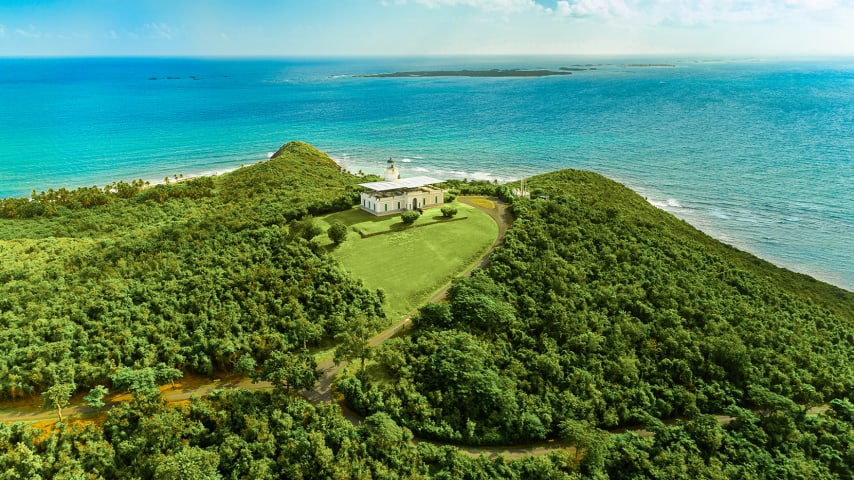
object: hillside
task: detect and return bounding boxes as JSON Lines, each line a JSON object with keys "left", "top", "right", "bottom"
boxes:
{"left": 0, "top": 141, "right": 381, "bottom": 398}
{"left": 1, "top": 150, "right": 851, "bottom": 478}
{"left": 343, "top": 169, "right": 854, "bottom": 447}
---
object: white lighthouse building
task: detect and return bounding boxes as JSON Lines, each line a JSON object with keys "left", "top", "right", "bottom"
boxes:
{"left": 358, "top": 158, "right": 444, "bottom": 216}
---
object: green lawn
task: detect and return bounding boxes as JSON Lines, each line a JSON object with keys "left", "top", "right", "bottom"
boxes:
{"left": 316, "top": 202, "right": 498, "bottom": 321}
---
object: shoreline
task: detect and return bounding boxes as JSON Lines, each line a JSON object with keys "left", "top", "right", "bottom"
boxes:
{"left": 2, "top": 152, "right": 850, "bottom": 293}
{"left": 0, "top": 156, "right": 271, "bottom": 200}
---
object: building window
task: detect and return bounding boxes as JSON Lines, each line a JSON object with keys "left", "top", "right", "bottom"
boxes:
{"left": 397, "top": 202, "right": 400, "bottom": 209}
{"left": 434, "top": 196, "right": 438, "bottom": 203}
{"left": 384, "top": 204, "right": 388, "bottom": 212}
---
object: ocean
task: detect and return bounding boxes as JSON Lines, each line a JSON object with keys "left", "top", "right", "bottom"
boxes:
{"left": 0, "top": 57, "right": 851, "bottom": 291}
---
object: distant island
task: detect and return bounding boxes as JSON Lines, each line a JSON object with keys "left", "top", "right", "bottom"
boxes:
{"left": 355, "top": 64, "right": 677, "bottom": 78}
{"left": 357, "top": 69, "right": 573, "bottom": 78}
{"left": 626, "top": 63, "right": 675, "bottom": 68}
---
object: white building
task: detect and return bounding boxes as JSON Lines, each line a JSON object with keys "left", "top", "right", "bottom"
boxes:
{"left": 359, "top": 158, "right": 444, "bottom": 216}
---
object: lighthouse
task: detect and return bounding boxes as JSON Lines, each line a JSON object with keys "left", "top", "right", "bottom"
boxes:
{"left": 383, "top": 157, "right": 400, "bottom": 182}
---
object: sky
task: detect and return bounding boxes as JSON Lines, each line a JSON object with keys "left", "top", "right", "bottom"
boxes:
{"left": 1, "top": 0, "right": 853, "bottom": 57}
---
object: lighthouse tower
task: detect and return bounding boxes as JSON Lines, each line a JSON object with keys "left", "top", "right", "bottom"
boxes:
{"left": 383, "top": 157, "right": 400, "bottom": 182}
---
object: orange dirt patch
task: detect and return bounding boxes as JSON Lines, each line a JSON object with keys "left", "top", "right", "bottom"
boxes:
{"left": 469, "top": 198, "right": 495, "bottom": 209}
{"left": 32, "top": 420, "right": 57, "bottom": 440}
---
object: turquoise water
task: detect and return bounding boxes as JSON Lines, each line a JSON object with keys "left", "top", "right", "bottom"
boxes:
{"left": 0, "top": 57, "right": 851, "bottom": 291}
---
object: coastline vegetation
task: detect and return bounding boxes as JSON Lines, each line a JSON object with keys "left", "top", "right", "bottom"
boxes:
{"left": 0, "top": 143, "right": 851, "bottom": 478}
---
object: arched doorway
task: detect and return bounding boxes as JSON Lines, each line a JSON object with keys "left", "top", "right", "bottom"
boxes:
{"left": 412, "top": 198, "right": 419, "bottom": 210}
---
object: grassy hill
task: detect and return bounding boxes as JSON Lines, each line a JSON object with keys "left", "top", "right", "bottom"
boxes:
{"left": 317, "top": 202, "right": 498, "bottom": 321}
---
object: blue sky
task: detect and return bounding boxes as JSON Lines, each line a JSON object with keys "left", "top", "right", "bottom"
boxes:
{"left": 1, "top": 0, "right": 853, "bottom": 57}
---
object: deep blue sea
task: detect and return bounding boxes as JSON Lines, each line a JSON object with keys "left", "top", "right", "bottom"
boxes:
{"left": 1, "top": 57, "right": 852, "bottom": 291}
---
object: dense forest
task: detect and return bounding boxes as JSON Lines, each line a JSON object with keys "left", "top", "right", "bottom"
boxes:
{"left": 1, "top": 144, "right": 852, "bottom": 478}
{"left": 2, "top": 388, "right": 851, "bottom": 478}
{"left": 341, "top": 170, "right": 854, "bottom": 472}
{"left": 0, "top": 142, "right": 382, "bottom": 399}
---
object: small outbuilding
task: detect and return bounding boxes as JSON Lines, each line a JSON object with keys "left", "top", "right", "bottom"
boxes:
{"left": 359, "top": 158, "right": 444, "bottom": 216}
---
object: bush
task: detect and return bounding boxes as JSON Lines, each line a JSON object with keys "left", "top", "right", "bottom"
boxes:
{"left": 441, "top": 206, "right": 458, "bottom": 218}
{"left": 289, "top": 216, "right": 323, "bottom": 240}
{"left": 494, "top": 185, "right": 514, "bottom": 203}
{"left": 444, "top": 192, "right": 457, "bottom": 203}
{"left": 401, "top": 211, "right": 421, "bottom": 225}
{"left": 327, "top": 222, "right": 349, "bottom": 244}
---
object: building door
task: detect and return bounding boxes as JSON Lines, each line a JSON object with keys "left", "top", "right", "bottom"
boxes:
{"left": 412, "top": 198, "right": 419, "bottom": 210}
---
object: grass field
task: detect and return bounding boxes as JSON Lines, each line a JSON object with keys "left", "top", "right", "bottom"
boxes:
{"left": 316, "top": 202, "right": 498, "bottom": 322}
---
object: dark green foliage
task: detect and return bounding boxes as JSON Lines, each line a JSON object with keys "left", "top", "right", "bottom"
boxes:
{"left": 0, "top": 181, "right": 146, "bottom": 219}
{"left": 438, "top": 178, "right": 498, "bottom": 196}
{"left": 353, "top": 169, "right": 854, "bottom": 447}
{"left": 401, "top": 210, "right": 421, "bottom": 224}
{"left": 326, "top": 221, "right": 348, "bottom": 244}
{"left": 289, "top": 215, "right": 323, "bottom": 240}
{"left": 110, "top": 367, "right": 162, "bottom": 402}
{"left": 441, "top": 206, "right": 458, "bottom": 218}
{"left": 138, "top": 177, "right": 215, "bottom": 203}
{"left": 0, "top": 389, "right": 535, "bottom": 478}
{"left": 219, "top": 141, "right": 362, "bottom": 225}
{"left": 2, "top": 388, "right": 849, "bottom": 478}
{"left": 0, "top": 141, "right": 384, "bottom": 400}
{"left": 84, "top": 385, "right": 110, "bottom": 410}
{"left": 233, "top": 354, "right": 257, "bottom": 379}
{"left": 260, "top": 350, "right": 320, "bottom": 394}
{"left": 3, "top": 148, "right": 852, "bottom": 476}
{"left": 334, "top": 314, "right": 385, "bottom": 373}
{"left": 437, "top": 178, "right": 513, "bottom": 202}
{"left": 41, "top": 381, "right": 76, "bottom": 422}
{"left": 494, "top": 184, "right": 514, "bottom": 203}
{"left": 153, "top": 446, "right": 222, "bottom": 480}
{"left": 0, "top": 178, "right": 213, "bottom": 219}
{"left": 412, "top": 302, "right": 454, "bottom": 329}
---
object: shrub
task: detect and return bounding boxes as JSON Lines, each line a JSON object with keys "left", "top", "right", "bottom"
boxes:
{"left": 401, "top": 210, "right": 420, "bottom": 225}
{"left": 494, "top": 184, "right": 514, "bottom": 203}
{"left": 327, "top": 222, "right": 349, "bottom": 244}
{"left": 444, "top": 192, "right": 457, "bottom": 203}
{"left": 441, "top": 206, "right": 458, "bottom": 218}
{"left": 289, "top": 216, "right": 323, "bottom": 240}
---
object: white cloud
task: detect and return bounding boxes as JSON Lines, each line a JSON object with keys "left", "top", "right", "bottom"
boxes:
{"left": 555, "top": 0, "right": 634, "bottom": 19}
{"left": 383, "top": 0, "right": 849, "bottom": 21}
{"left": 784, "top": 0, "right": 847, "bottom": 10}
{"left": 143, "top": 23, "right": 175, "bottom": 40}
{"left": 393, "top": 0, "right": 547, "bottom": 13}
{"left": 552, "top": 0, "right": 852, "bottom": 25}
{"left": 16, "top": 24, "right": 42, "bottom": 39}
